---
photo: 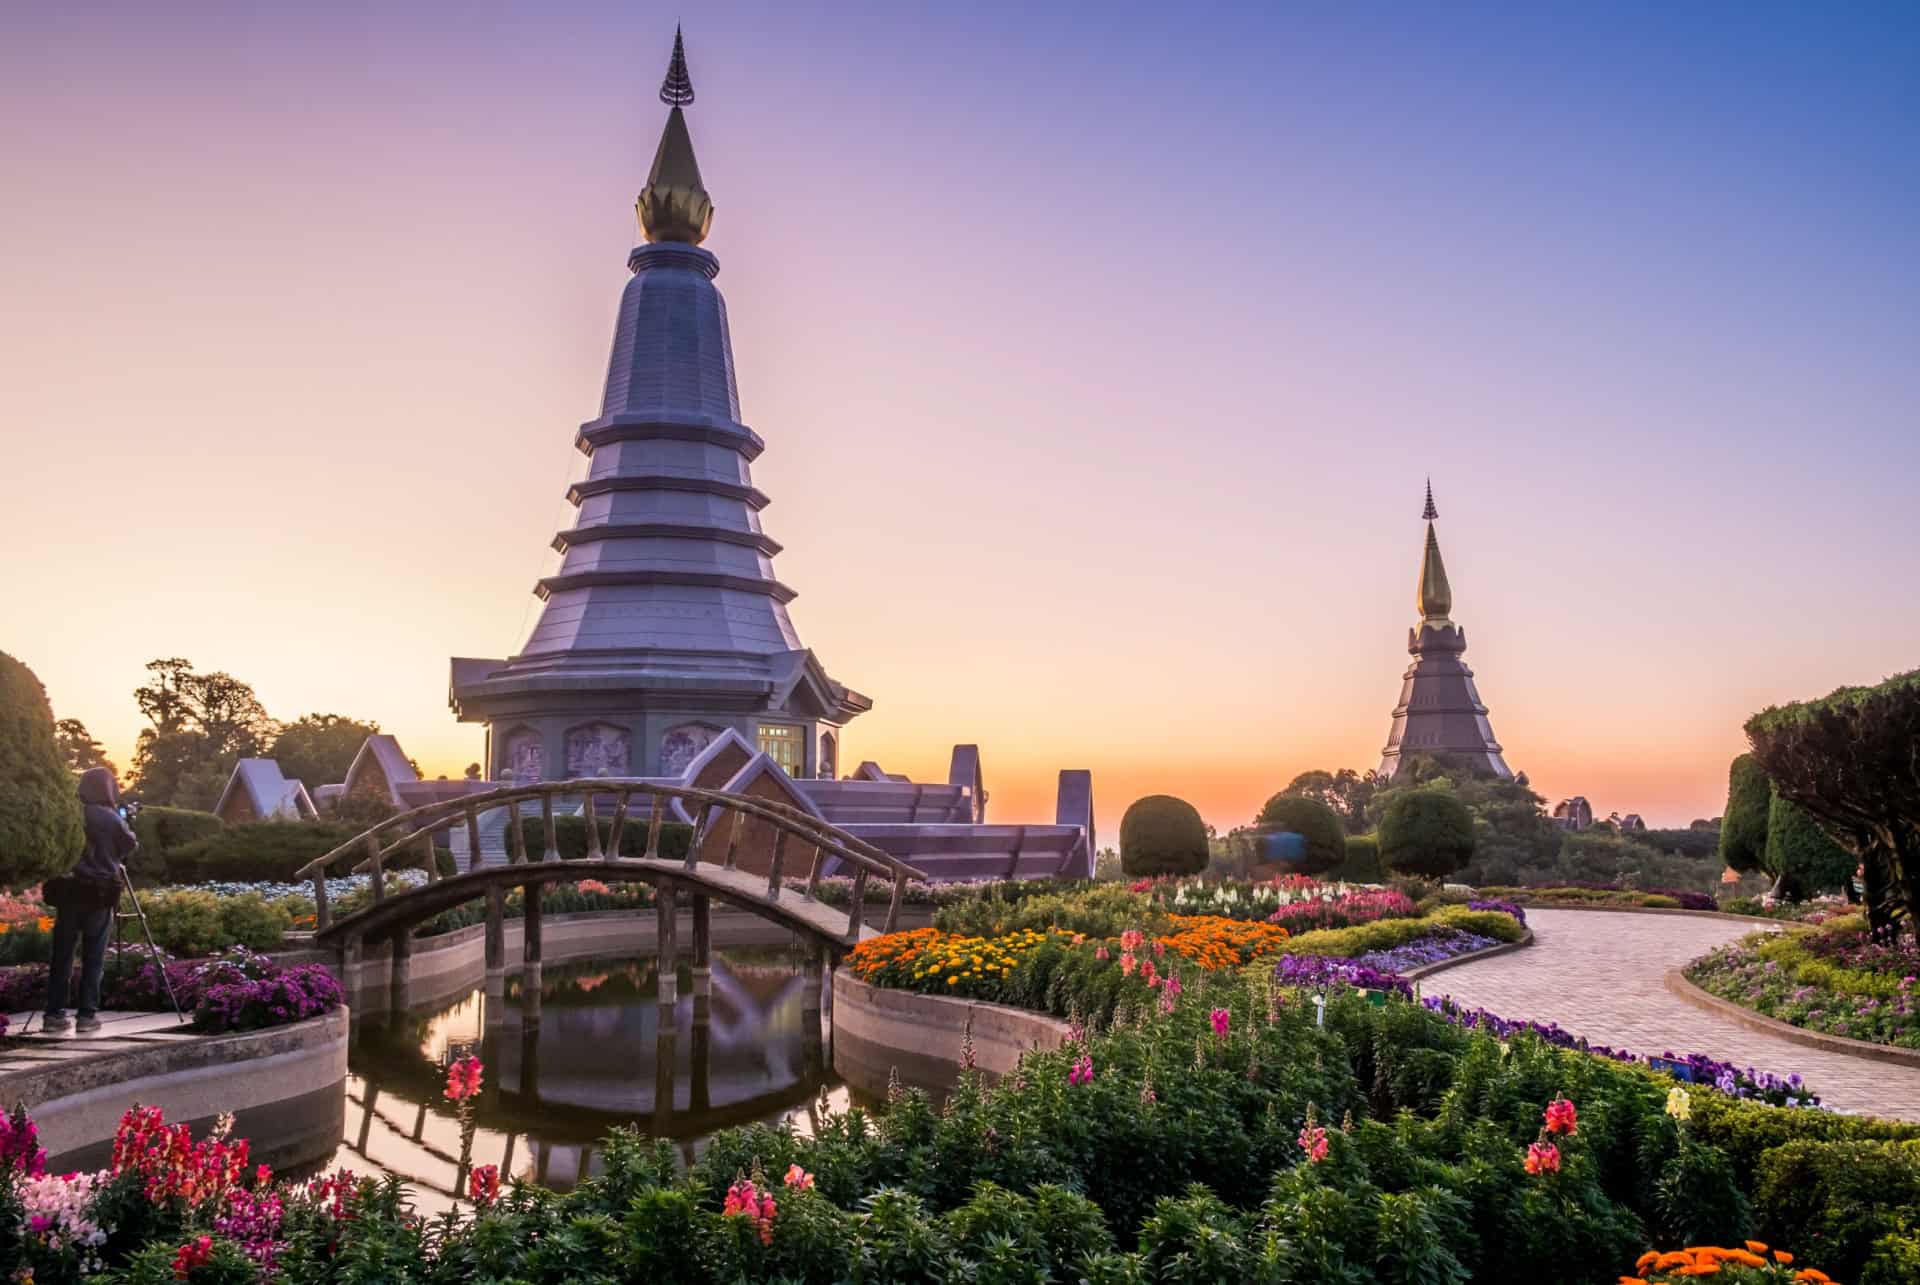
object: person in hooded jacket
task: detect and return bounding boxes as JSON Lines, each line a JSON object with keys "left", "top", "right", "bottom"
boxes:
{"left": 42, "top": 766, "right": 139, "bottom": 1034}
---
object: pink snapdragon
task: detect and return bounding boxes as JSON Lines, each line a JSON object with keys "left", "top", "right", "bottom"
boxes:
{"left": 784, "top": 1163, "right": 814, "bottom": 1190}
{"left": 468, "top": 1163, "right": 501, "bottom": 1207}
{"left": 1210, "top": 1008, "right": 1231, "bottom": 1040}
{"left": 1119, "top": 953, "right": 1137, "bottom": 977}
{"left": 1297, "top": 1125, "right": 1329, "bottom": 1164}
{"left": 722, "top": 1177, "right": 778, "bottom": 1244}
{"left": 1067, "top": 1053, "right": 1094, "bottom": 1086}
{"left": 1524, "top": 1141, "right": 1561, "bottom": 1175}
{"left": 444, "top": 1055, "right": 485, "bottom": 1102}
{"left": 1543, "top": 1098, "right": 1578, "bottom": 1136}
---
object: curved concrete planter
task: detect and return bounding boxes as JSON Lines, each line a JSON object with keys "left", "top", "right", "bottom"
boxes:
{"left": 1664, "top": 967, "right": 1920, "bottom": 1069}
{"left": 9, "top": 1009, "right": 349, "bottom": 1174}
{"left": 832, "top": 971, "right": 1068, "bottom": 1098}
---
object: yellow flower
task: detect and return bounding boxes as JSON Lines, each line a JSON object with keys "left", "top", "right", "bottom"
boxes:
{"left": 947, "top": 976, "right": 959, "bottom": 986}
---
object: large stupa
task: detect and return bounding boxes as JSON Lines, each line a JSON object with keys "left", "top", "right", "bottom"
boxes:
{"left": 1377, "top": 483, "right": 1512, "bottom": 780}
{"left": 451, "top": 30, "right": 870, "bottom": 784}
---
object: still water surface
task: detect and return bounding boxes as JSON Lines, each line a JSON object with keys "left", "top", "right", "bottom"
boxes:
{"left": 325, "top": 950, "right": 849, "bottom": 1214}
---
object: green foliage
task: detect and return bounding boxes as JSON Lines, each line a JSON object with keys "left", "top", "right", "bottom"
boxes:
{"left": 133, "top": 887, "right": 292, "bottom": 954}
{"left": 1764, "top": 794, "right": 1854, "bottom": 900}
{"left": 164, "top": 821, "right": 362, "bottom": 883}
{"left": 514, "top": 815, "right": 694, "bottom": 862}
{"left": 128, "top": 658, "right": 277, "bottom": 808}
{"left": 0, "top": 651, "right": 85, "bottom": 888}
{"left": 1753, "top": 1139, "right": 1920, "bottom": 1283}
{"left": 53, "top": 717, "right": 114, "bottom": 775}
{"left": 1371, "top": 757, "right": 1560, "bottom": 887}
{"left": 1253, "top": 794, "right": 1347, "bottom": 875}
{"left": 1275, "top": 768, "right": 1379, "bottom": 833}
{"left": 128, "top": 805, "right": 224, "bottom": 882}
{"left": 1378, "top": 788, "right": 1476, "bottom": 880}
{"left": 1333, "top": 834, "right": 1383, "bottom": 883}
{"left": 1636, "top": 828, "right": 1722, "bottom": 859}
{"left": 933, "top": 884, "right": 1167, "bottom": 939}
{"left": 1118, "top": 795, "right": 1209, "bottom": 878}
{"left": 1279, "top": 905, "right": 1525, "bottom": 957}
{"left": 268, "top": 713, "right": 380, "bottom": 792}
{"left": 1719, "top": 754, "right": 1771, "bottom": 874}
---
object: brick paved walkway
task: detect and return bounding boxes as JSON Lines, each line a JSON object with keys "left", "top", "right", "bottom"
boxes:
{"left": 1424, "top": 908, "right": 1920, "bottom": 1121}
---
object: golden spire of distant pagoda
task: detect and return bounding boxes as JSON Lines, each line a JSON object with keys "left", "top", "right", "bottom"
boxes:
{"left": 637, "top": 26, "right": 714, "bottom": 245}
{"left": 1417, "top": 480, "right": 1454, "bottom": 625}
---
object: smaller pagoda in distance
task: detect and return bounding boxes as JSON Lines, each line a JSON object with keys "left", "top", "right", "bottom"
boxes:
{"left": 1377, "top": 482, "right": 1513, "bottom": 780}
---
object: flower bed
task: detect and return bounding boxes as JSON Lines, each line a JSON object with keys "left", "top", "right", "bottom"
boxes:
{"left": 1685, "top": 921, "right": 1920, "bottom": 1050}
{"left": 0, "top": 946, "right": 342, "bottom": 1034}
{"left": 1478, "top": 882, "right": 1719, "bottom": 912}
{"left": 1264, "top": 888, "right": 1417, "bottom": 933}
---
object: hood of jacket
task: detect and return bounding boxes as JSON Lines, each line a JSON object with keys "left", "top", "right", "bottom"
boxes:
{"left": 78, "top": 766, "right": 120, "bottom": 810}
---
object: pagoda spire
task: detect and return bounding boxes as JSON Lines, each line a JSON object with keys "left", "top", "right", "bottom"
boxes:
{"left": 1417, "top": 482, "right": 1453, "bottom": 625}
{"left": 637, "top": 26, "right": 713, "bottom": 245}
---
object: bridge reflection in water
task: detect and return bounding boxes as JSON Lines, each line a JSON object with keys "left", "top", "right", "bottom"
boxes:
{"left": 329, "top": 951, "right": 846, "bottom": 1214}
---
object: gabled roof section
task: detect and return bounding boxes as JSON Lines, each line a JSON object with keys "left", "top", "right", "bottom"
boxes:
{"left": 340, "top": 734, "right": 421, "bottom": 804}
{"left": 766, "top": 649, "right": 873, "bottom": 722}
{"left": 681, "top": 727, "right": 757, "bottom": 787}
{"left": 215, "top": 759, "right": 317, "bottom": 822}
{"left": 718, "top": 751, "right": 828, "bottom": 823}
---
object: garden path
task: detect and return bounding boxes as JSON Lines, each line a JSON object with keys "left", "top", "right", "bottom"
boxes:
{"left": 1423, "top": 908, "right": 1920, "bottom": 1122}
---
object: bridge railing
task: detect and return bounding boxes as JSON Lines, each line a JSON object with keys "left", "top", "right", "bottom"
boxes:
{"left": 293, "top": 779, "right": 928, "bottom": 944}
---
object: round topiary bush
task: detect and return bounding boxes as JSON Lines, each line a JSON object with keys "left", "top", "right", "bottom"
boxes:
{"left": 1333, "top": 833, "right": 1382, "bottom": 883}
{"left": 1378, "top": 788, "right": 1476, "bottom": 880}
{"left": 1119, "top": 795, "right": 1209, "bottom": 878}
{"left": 1252, "top": 794, "right": 1346, "bottom": 875}
{"left": 0, "top": 652, "right": 84, "bottom": 888}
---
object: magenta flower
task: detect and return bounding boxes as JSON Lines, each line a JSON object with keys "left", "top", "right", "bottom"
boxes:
{"left": 444, "top": 1055, "right": 484, "bottom": 1102}
{"left": 1525, "top": 1140, "right": 1561, "bottom": 1175}
{"left": 1210, "top": 1007, "right": 1231, "bottom": 1040}
{"left": 1297, "top": 1124, "right": 1329, "bottom": 1163}
{"left": 1067, "top": 1053, "right": 1094, "bottom": 1086}
{"left": 1543, "top": 1097, "right": 1578, "bottom": 1136}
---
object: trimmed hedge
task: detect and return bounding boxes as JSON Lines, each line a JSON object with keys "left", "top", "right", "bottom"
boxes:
{"left": 1764, "top": 794, "right": 1854, "bottom": 900}
{"left": 1719, "top": 753, "right": 1770, "bottom": 874}
{"left": 1332, "top": 833, "right": 1383, "bottom": 883}
{"left": 129, "top": 805, "right": 224, "bottom": 881}
{"left": 0, "top": 651, "right": 84, "bottom": 888}
{"left": 1118, "top": 795, "right": 1209, "bottom": 878}
{"left": 1252, "top": 795, "right": 1346, "bottom": 875}
{"left": 1276, "top": 905, "right": 1525, "bottom": 958}
{"left": 1378, "top": 788, "right": 1476, "bottom": 879}
{"left": 164, "top": 821, "right": 363, "bottom": 883}
{"left": 513, "top": 815, "right": 693, "bottom": 862}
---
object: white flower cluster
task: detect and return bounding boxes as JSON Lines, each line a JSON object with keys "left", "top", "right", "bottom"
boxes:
{"left": 165, "top": 870, "right": 430, "bottom": 904}
{"left": 19, "top": 1170, "right": 110, "bottom": 1264}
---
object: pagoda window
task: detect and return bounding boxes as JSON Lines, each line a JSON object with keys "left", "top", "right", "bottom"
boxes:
{"left": 756, "top": 723, "right": 804, "bottom": 776}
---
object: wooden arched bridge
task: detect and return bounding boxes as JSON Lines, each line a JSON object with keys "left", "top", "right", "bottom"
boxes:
{"left": 295, "top": 779, "right": 927, "bottom": 992}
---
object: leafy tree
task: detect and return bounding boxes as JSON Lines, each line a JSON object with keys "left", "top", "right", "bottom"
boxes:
{"left": 0, "top": 652, "right": 85, "bottom": 887}
{"left": 464, "top": 762, "right": 483, "bottom": 780}
{"left": 129, "top": 658, "right": 276, "bottom": 806}
{"left": 1276, "top": 768, "right": 1380, "bottom": 833}
{"left": 1253, "top": 793, "right": 1346, "bottom": 874}
{"left": 1370, "top": 756, "right": 1558, "bottom": 885}
{"left": 1377, "top": 786, "right": 1476, "bottom": 880}
{"left": 1718, "top": 754, "right": 1770, "bottom": 874}
{"left": 269, "top": 713, "right": 379, "bottom": 789}
{"left": 1119, "top": 795, "right": 1209, "bottom": 878}
{"left": 53, "top": 717, "right": 115, "bottom": 775}
{"left": 1747, "top": 670, "right": 1920, "bottom": 939}
{"left": 1764, "top": 793, "right": 1855, "bottom": 902}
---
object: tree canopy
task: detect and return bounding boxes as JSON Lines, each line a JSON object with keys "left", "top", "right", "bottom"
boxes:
{"left": 1253, "top": 793, "right": 1346, "bottom": 875}
{"left": 1746, "top": 670, "right": 1920, "bottom": 939}
{"left": 269, "top": 714, "right": 379, "bottom": 791}
{"left": 53, "top": 717, "right": 115, "bottom": 776}
{"left": 1717, "top": 754, "right": 1770, "bottom": 874}
{"left": 0, "top": 653, "right": 85, "bottom": 887}
{"left": 1275, "top": 769, "right": 1379, "bottom": 833}
{"left": 1764, "top": 793, "right": 1855, "bottom": 902}
{"left": 1377, "top": 786, "right": 1476, "bottom": 880}
{"left": 1368, "top": 756, "right": 1558, "bottom": 885}
{"left": 129, "top": 658, "right": 278, "bottom": 807}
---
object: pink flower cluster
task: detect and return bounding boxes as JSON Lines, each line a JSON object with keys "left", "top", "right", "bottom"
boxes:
{"left": 214, "top": 1180, "right": 285, "bottom": 1273}
{"left": 1298, "top": 1124, "right": 1329, "bottom": 1164}
{"left": 785, "top": 1163, "right": 814, "bottom": 1189}
{"left": 444, "top": 1055, "right": 485, "bottom": 1102}
{"left": 1158, "top": 975, "right": 1183, "bottom": 1014}
{"left": 1543, "top": 1097, "right": 1578, "bottom": 1136}
{"left": 1067, "top": 1053, "right": 1095, "bottom": 1086}
{"left": 1210, "top": 1008, "right": 1231, "bottom": 1040}
{"left": 0, "top": 1103, "right": 48, "bottom": 1177}
{"left": 1525, "top": 1140, "right": 1561, "bottom": 1174}
{"left": 19, "top": 1171, "right": 108, "bottom": 1255}
{"left": 171, "top": 1233, "right": 214, "bottom": 1279}
{"left": 111, "top": 1106, "right": 250, "bottom": 1208}
{"left": 468, "top": 1163, "right": 501, "bottom": 1207}
{"left": 722, "top": 1176, "right": 779, "bottom": 1244}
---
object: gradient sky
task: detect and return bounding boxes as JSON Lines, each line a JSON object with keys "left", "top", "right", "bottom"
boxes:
{"left": 4, "top": 2, "right": 1917, "bottom": 839}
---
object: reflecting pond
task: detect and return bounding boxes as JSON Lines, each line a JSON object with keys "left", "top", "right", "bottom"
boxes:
{"left": 324, "top": 950, "right": 848, "bottom": 1214}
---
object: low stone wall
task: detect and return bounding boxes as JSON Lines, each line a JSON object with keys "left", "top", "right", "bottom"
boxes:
{"left": 1664, "top": 967, "right": 1920, "bottom": 1069}
{"left": 12, "top": 1009, "right": 349, "bottom": 1175}
{"left": 831, "top": 971, "right": 1068, "bottom": 1098}
{"left": 278, "top": 904, "right": 935, "bottom": 1015}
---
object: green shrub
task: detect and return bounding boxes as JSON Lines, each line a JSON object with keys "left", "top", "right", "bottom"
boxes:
{"left": 514, "top": 815, "right": 693, "bottom": 862}
{"left": 1754, "top": 1139, "right": 1920, "bottom": 1282}
{"left": 1253, "top": 794, "right": 1346, "bottom": 875}
{"left": 1378, "top": 789, "right": 1475, "bottom": 879}
{"left": 132, "top": 886, "right": 293, "bottom": 957}
{"left": 933, "top": 884, "right": 1167, "bottom": 939}
{"left": 0, "top": 651, "right": 84, "bottom": 888}
{"left": 1764, "top": 793, "right": 1854, "bottom": 900}
{"left": 129, "top": 805, "right": 224, "bottom": 882}
{"left": 165, "top": 821, "right": 363, "bottom": 882}
{"left": 1333, "top": 834, "right": 1383, "bottom": 883}
{"left": 1118, "top": 795, "right": 1209, "bottom": 878}
{"left": 1718, "top": 753, "right": 1770, "bottom": 873}
{"left": 1277, "top": 906, "right": 1524, "bottom": 958}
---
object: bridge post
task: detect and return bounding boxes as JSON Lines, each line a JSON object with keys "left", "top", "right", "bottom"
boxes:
{"left": 656, "top": 882, "right": 680, "bottom": 1006}
{"left": 484, "top": 886, "right": 507, "bottom": 1000}
{"left": 339, "top": 937, "right": 363, "bottom": 1001}
{"left": 388, "top": 927, "right": 412, "bottom": 1016}
{"left": 690, "top": 893, "right": 711, "bottom": 1010}
{"left": 522, "top": 879, "right": 544, "bottom": 1014}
